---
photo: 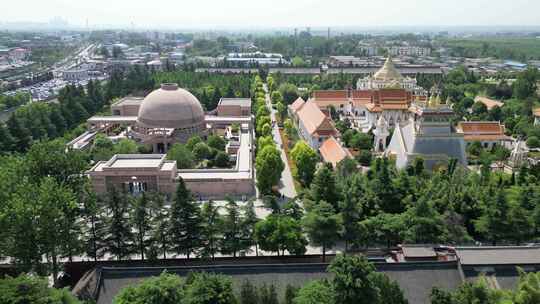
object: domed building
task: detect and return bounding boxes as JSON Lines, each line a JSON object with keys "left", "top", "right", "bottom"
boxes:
{"left": 133, "top": 83, "right": 207, "bottom": 153}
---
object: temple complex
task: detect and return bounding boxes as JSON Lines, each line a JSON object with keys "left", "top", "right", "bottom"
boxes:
{"left": 308, "top": 56, "right": 427, "bottom": 132}
{"left": 79, "top": 83, "right": 255, "bottom": 199}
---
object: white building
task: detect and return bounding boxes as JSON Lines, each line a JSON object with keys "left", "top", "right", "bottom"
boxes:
{"left": 387, "top": 100, "right": 467, "bottom": 170}
{"left": 63, "top": 68, "right": 89, "bottom": 81}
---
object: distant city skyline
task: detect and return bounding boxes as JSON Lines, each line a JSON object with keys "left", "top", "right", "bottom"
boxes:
{"left": 3, "top": 0, "right": 540, "bottom": 30}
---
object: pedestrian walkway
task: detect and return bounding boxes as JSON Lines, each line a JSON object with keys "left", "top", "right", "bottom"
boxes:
{"left": 263, "top": 84, "right": 297, "bottom": 199}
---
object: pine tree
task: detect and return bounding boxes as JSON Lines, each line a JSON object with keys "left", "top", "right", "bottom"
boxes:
{"left": 200, "top": 200, "right": 221, "bottom": 259}
{"left": 221, "top": 199, "right": 244, "bottom": 257}
{"left": 0, "top": 123, "right": 14, "bottom": 153}
{"left": 132, "top": 193, "right": 152, "bottom": 260}
{"left": 241, "top": 200, "right": 260, "bottom": 256}
{"left": 310, "top": 164, "right": 339, "bottom": 208}
{"left": 104, "top": 189, "right": 134, "bottom": 260}
{"left": 6, "top": 115, "right": 32, "bottom": 152}
{"left": 149, "top": 193, "right": 170, "bottom": 259}
{"left": 81, "top": 186, "right": 106, "bottom": 262}
{"left": 168, "top": 178, "right": 202, "bottom": 259}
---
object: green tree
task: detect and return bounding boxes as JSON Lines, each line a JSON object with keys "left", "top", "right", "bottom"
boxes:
{"left": 132, "top": 193, "right": 152, "bottom": 260}
{"left": 310, "top": 164, "right": 340, "bottom": 208}
{"left": 193, "top": 142, "right": 211, "bottom": 161}
{"left": 279, "top": 83, "right": 299, "bottom": 104}
{"left": 328, "top": 255, "right": 379, "bottom": 304}
{"left": 114, "top": 272, "right": 184, "bottom": 304}
{"left": 169, "top": 179, "right": 202, "bottom": 259}
{"left": 256, "top": 145, "right": 284, "bottom": 194}
{"left": 221, "top": 199, "right": 245, "bottom": 257}
{"left": 187, "top": 136, "right": 203, "bottom": 151}
{"left": 276, "top": 101, "right": 287, "bottom": 122}
{"left": 302, "top": 201, "right": 342, "bottom": 261}
{"left": 291, "top": 141, "right": 319, "bottom": 186}
{"left": 184, "top": 272, "right": 237, "bottom": 304}
{"left": 474, "top": 190, "right": 511, "bottom": 245}
{"left": 208, "top": 135, "right": 226, "bottom": 151}
{"left": 167, "top": 143, "right": 195, "bottom": 169}
{"left": 293, "top": 280, "right": 333, "bottom": 304}
{"left": 214, "top": 151, "right": 230, "bottom": 168}
{"left": 148, "top": 193, "right": 170, "bottom": 259}
{"left": 271, "top": 91, "right": 283, "bottom": 104}
{"left": 349, "top": 132, "right": 372, "bottom": 150}
{"left": 114, "top": 139, "right": 139, "bottom": 154}
{"left": 200, "top": 200, "right": 223, "bottom": 259}
{"left": 371, "top": 272, "right": 408, "bottom": 304}
{"left": 254, "top": 214, "right": 307, "bottom": 256}
{"left": 0, "top": 274, "right": 81, "bottom": 304}
{"left": 241, "top": 200, "right": 260, "bottom": 256}
{"left": 104, "top": 189, "right": 134, "bottom": 260}
{"left": 36, "top": 177, "right": 79, "bottom": 284}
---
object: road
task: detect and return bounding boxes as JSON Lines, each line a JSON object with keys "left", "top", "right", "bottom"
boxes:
{"left": 263, "top": 84, "right": 297, "bottom": 200}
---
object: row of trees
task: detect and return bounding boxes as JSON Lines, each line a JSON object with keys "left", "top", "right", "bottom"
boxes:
{"left": 253, "top": 75, "right": 285, "bottom": 194}
{"left": 0, "top": 92, "right": 30, "bottom": 111}
{"left": 0, "top": 80, "right": 106, "bottom": 153}
{"left": 153, "top": 71, "right": 252, "bottom": 110}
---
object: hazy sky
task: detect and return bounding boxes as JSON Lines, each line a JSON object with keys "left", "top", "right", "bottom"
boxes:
{"left": 4, "top": 0, "right": 540, "bottom": 29}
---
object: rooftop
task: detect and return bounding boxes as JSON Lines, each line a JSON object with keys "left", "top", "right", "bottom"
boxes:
{"left": 296, "top": 101, "right": 334, "bottom": 135}
{"left": 218, "top": 98, "right": 252, "bottom": 107}
{"left": 474, "top": 96, "right": 504, "bottom": 110}
{"left": 456, "top": 246, "right": 540, "bottom": 265}
{"left": 112, "top": 96, "right": 144, "bottom": 107}
{"left": 319, "top": 137, "right": 351, "bottom": 167}
{"left": 456, "top": 121, "right": 511, "bottom": 141}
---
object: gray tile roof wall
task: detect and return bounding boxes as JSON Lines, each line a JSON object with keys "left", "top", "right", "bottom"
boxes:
{"left": 90, "top": 262, "right": 462, "bottom": 304}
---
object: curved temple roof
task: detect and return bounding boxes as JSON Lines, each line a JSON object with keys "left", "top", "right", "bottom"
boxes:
{"left": 373, "top": 56, "right": 403, "bottom": 81}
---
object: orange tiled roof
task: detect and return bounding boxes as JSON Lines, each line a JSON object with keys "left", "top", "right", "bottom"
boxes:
{"left": 352, "top": 90, "right": 373, "bottom": 99}
{"left": 457, "top": 121, "right": 511, "bottom": 141}
{"left": 297, "top": 101, "right": 336, "bottom": 135}
{"left": 313, "top": 90, "right": 348, "bottom": 99}
{"left": 319, "top": 137, "right": 351, "bottom": 167}
{"left": 474, "top": 96, "right": 504, "bottom": 110}
{"left": 289, "top": 97, "right": 306, "bottom": 113}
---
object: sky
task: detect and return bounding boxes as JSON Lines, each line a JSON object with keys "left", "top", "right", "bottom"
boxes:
{"left": 3, "top": 0, "right": 540, "bottom": 29}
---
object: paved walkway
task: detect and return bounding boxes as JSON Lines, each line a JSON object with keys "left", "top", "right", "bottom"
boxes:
{"left": 263, "top": 84, "right": 297, "bottom": 200}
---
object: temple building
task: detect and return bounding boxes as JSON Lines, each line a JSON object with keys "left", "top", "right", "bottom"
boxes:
{"left": 81, "top": 83, "right": 255, "bottom": 199}
{"left": 386, "top": 97, "right": 467, "bottom": 170}
{"left": 132, "top": 83, "right": 207, "bottom": 153}
{"left": 456, "top": 121, "right": 512, "bottom": 149}
{"left": 293, "top": 100, "right": 339, "bottom": 149}
{"left": 308, "top": 56, "right": 427, "bottom": 132}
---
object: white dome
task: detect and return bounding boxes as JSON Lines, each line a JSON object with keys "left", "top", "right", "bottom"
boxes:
{"left": 137, "top": 83, "right": 205, "bottom": 129}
